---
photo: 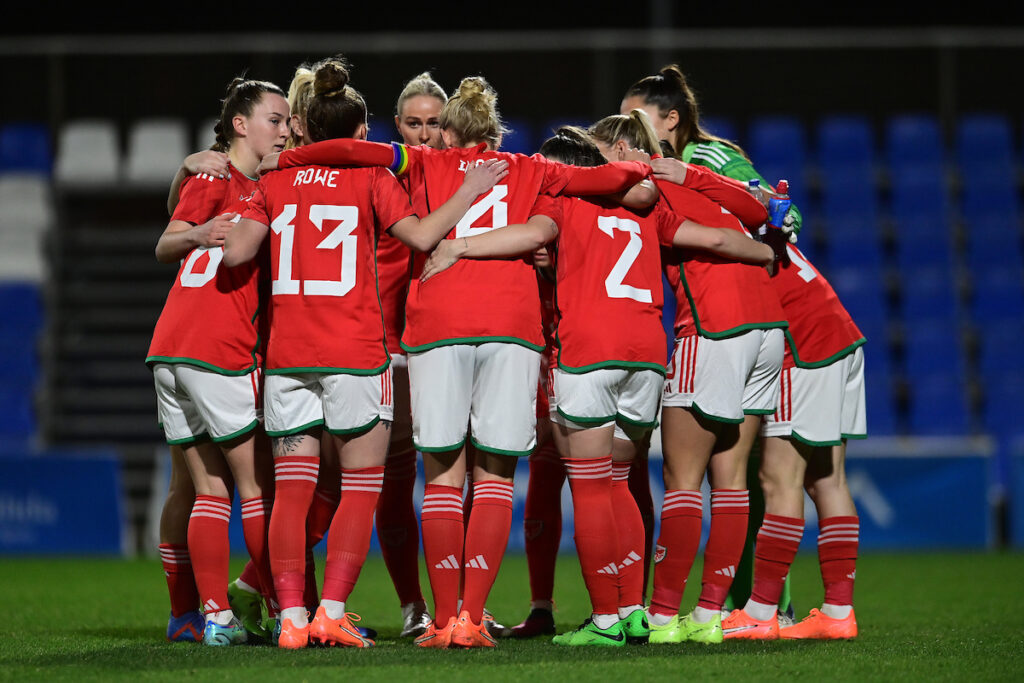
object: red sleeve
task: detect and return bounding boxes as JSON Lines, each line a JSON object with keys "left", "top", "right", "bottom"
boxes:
{"left": 373, "top": 168, "right": 417, "bottom": 234}
{"left": 240, "top": 181, "right": 271, "bottom": 226}
{"left": 654, "top": 201, "right": 682, "bottom": 247}
{"left": 170, "top": 175, "right": 226, "bottom": 225}
{"left": 680, "top": 163, "right": 768, "bottom": 228}
{"left": 278, "top": 139, "right": 402, "bottom": 172}
{"left": 559, "top": 161, "right": 652, "bottom": 197}
{"left": 529, "top": 194, "right": 562, "bottom": 225}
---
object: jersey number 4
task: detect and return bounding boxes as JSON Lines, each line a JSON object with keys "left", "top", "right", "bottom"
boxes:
{"left": 598, "top": 216, "right": 652, "bottom": 303}
{"left": 454, "top": 186, "right": 508, "bottom": 238}
{"left": 271, "top": 204, "right": 359, "bottom": 296}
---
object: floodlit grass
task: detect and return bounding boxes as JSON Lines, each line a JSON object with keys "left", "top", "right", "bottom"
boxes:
{"left": 1, "top": 552, "right": 1021, "bottom": 681}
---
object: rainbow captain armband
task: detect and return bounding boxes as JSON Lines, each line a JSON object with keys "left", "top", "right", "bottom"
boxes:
{"left": 390, "top": 142, "right": 410, "bottom": 176}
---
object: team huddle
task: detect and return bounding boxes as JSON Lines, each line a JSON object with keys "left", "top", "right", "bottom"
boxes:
{"left": 147, "top": 56, "right": 865, "bottom": 650}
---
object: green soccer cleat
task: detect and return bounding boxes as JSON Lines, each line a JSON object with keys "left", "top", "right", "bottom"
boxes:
{"left": 202, "top": 616, "right": 249, "bottom": 646}
{"left": 227, "top": 580, "right": 269, "bottom": 642}
{"left": 552, "top": 618, "right": 627, "bottom": 647}
{"left": 621, "top": 609, "right": 650, "bottom": 644}
{"left": 679, "top": 610, "right": 723, "bottom": 644}
{"left": 649, "top": 613, "right": 684, "bottom": 644}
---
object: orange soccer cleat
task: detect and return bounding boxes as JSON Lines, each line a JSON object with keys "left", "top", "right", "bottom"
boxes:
{"left": 780, "top": 608, "right": 858, "bottom": 640}
{"left": 309, "top": 606, "right": 375, "bottom": 648}
{"left": 415, "top": 616, "right": 457, "bottom": 649}
{"left": 277, "top": 616, "right": 310, "bottom": 650}
{"left": 721, "top": 608, "right": 780, "bottom": 640}
{"left": 450, "top": 610, "right": 498, "bottom": 649}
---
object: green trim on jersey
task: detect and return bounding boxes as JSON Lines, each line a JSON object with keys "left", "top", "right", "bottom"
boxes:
{"left": 676, "top": 268, "right": 788, "bottom": 339}
{"left": 165, "top": 432, "right": 212, "bottom": 446}
{"left": 401, "top": 336, "right": 545, "bottom": 354}
{"left": 211, "top": 419, "right": 260, "bottom": 443}
{"left": 264, "top": 359, "right": 390, "bottom": 376}
{"left": 681, "top": 140, "right": 803, "bottom": 235}
{"left": 556, "top": 358, "right": 667, "bottom": 376}
{"left": 265, "top": 418, "right": 324, "bottom": 438}
{"left": 790, "top": 430, "right": 844, "bottom": 448}
{"left": 470, "top": 435, "right": 532, "bottom": 458}
{"left": 415, "top": 437, "right": 468, "bottom": 454}
{"left": 325, "top": 416, "right": 381, "bottom": 436}
{"left": 787, "top": 332, "right": 866, "bottom": 369}
{"left": 743, "top": 408, "right": 775, "bottom": 416}
{"left": 145, "top": 356, "right": 257, "bottom": 376}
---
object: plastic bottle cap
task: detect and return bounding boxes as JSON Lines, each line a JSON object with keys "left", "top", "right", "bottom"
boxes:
{"left": 776, "top": 179, "right": 789, "bottom": 193}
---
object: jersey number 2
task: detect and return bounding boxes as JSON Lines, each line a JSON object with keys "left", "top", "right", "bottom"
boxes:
{"left": 271, "top": 204, "right": 359, "bottom": 296}
{"left": 598, "top": 216, "right": 652, "bottom": 303}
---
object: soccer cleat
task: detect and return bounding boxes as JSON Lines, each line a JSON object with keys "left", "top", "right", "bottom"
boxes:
{"left": 722, "top": 608, "right": 780, "bottom": 640}
{"left": 552, "top": 618, "right": 627, "bottom": 647}
{"left": 166, "top": 610, "right": 204, "bottom": 642}
{"left": 483, "top": 608, "right": 511, "bottom": 638}
{"left": 621, "top": 609, "right": 650, "bottom": 644}
{"left": 277, "top": 616, "right": 310, "bottom": 650}
{"left": 648, "top": 613, "right": 684, "bottom": 644}
{"left": 202, "top": 615, "right": 249, "bottom": 646}
{"left": 400, "top": 603, "right": 433, "bottom": 638}
{"left": 414, "top": 616, "right": 456, "bottom": 649}
{"left": 679, "top": 611, "right": 724, "bottom": 644}
{"left": 779, "top": 608, "right": 858, "bottom": 640}
{"left": 510, "top": 608, "right": 556, "bottom": 639}
{"left": 266, "top": 617, "right": 279, "bottom": 646}
{"left": 450, "top": 610, "right": 498, "bottom": 648}
{"left": 309, "top": 607, "right": 375, "bottom": 648}
{"left": 227, "top": 580, "right": 269, "bottom": 642}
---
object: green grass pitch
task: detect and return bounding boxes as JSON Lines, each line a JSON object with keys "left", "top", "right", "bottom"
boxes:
{"left": 1, "top": 552, "right": 1022, "bottom": 681}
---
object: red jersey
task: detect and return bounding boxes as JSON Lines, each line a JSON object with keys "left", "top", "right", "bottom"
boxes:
{"left": 146, "top": 167, "right": 263, "bottom": 375}
{"left": 241, "top": 164, "right": 416, "bottom": 373}
{"left": 770, "top": 244, "right": 864, "bottom": 369}
{"left": 533, "top": 194, "right": 679, "bottom": 373}
{"left": 657, "top": 180, "right": 787, "bottom": 339}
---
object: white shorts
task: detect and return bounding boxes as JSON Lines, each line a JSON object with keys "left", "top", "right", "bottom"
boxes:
{"left": 264, "top": 368, "right": 394, "bottom": 437}
{"left": 662, "top": 329, "right": 784, "bottom": 423}
{"left": 762, "top": 346, "right": 867, "bottom": 445}
{"left": 550, "top": 367, "right": 662, "bottom": 441}
{"left": 408, "top": 343, "right": 540, "bottom": 456}
{"left": 153, "top": 363, "right": 260, "bottom": 445}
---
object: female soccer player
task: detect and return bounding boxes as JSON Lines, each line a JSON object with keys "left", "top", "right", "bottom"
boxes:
{"left": 147, "top": 76, "right": 289, "bottom": 646}
{"left": 223, "top": 57, "right": 506, "bottom": 649}
{"left": 262, "top": 75, "right": 654, "bottom": 648}
{"left": 419, "top": 119, "right": 775, "bottom": 647}
{"left": 724, "top": 243, "right": 865, "bottom": 640}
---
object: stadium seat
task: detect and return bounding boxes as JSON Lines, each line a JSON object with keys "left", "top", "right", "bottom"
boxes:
{"left": 749, "top": 115, "right": 807, "bottom": 189}
{"left": 902, "top": 318, "right": 967, "bottom": 383}
{"left": 700, "top": 116, "right": 739, "bottom": 145}
{"left": 0, "top": 175, "right": 52, "bottom": 281}
{"left": 964, "top": 217, "right": 1024, "bottom": 274}
{"left": 0, "top": 283, "right": 43, "bottom": 333}
{"left": 969, "top": 265, "right": 1024, "bottom": 323}
{"left": 54, "top": 119, "right": 120, "bottom": 188}
{"left": 0, "top": 383, "right": 34, "bottom": 439}
{"left": 977, "top": 319, "right": 1024, "bottom": 380}
{"left": 899, "top": 266, "right": 960, "bottom": 321}
{"left": 366, "top": 116, "right": 392, "bottom": 144}
{"left": 124, "top": 118, "right": 189, "bottom": 188}
{"left": 983, "top": 371, "right": 1024, "bottom": 436}
{"left": 817, "top": 115, "right": 876, "bottom": 176}
{"left": 908, "top": 372, "right": 971, "bottom": 435}
{"left": 501, "top": 118, "right": 537, "bottom": 155}
{"left": 0, "top": 336, "right": 38, "bottom": 383}
{"left": 864, "top": 372, "right": 898, "bottom": 435}
{"left": 821, "top": 214, "right": 884, "bottom": 270}
{"left": 0, "top": 123, "right": 52, "bottom": 175}
{"left": 956, "top": 113, "right": 1015, "bottom": 185}
{"left": 828, "top": 266, "right": 889, "bottom": 330}
{"left": 885, "top": 114, "right": 945, "bottom": 171}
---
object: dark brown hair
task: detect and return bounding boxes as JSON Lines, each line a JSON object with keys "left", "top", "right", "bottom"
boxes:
{"left": 538, "top": 126, "right": 605, "bottom": 167}
{"left": 212, "top": 76, "right": 286, "bottom": 152}
{"left": 305, "top": 56, "right": 367, "bottom": 143}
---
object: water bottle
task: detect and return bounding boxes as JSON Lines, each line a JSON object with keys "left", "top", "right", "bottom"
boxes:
{"left": 748, "top": 179, "right": 768, "bottom": 240}
{"left": 769, "top": 179, "right": 791, "bottom": 229}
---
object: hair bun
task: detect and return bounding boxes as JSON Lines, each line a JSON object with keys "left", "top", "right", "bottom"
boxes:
{"left": 314, "top": 59, "right": 350, "bottom": 98}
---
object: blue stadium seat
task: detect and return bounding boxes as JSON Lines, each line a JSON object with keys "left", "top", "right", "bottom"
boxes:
{"left": 964, "top": 219, "right": 1024, "bottom": 275}
{"left": 859, "top": 335, "right": 892, "bottom": 380}
{"left": 0, "top": 123, "right": 52, "bottom": 175}
{"left": 900, "top": 266, "right": 959, "bottom": 321}
{"left": 0, "top": 337, "right": 38, "bottom": 383}
{"left": 970, "top": 265, "right": 1024, "bottom": 323}
{"left": 365, "top": 117, "right": 392, "bottom": 144}
{"left": 977, "top": 320, "right": 1024, "bottom": 380}
{"left": 749, "top": 115, "right": 807, "bottom": 189}
{"left": 822, "top": 215, "right": 884, "bottom": 270}
{"left": 983, "top": 371, "right": 1024, "bottom": 437}
{"left": 956, "top": 114, "right": 1015, "bottom": 184}
{"left": 817, "top": 115, "right": 875, "bottom": 176}
{"left": 828, "top": 266, "right": 889, "bottom": 329}
{"left": 0, "top": 283, "right": 43, "bottom": 334}
{"left": 700, "top": 116, "right": 739, "bottom": 146}
{"left": 902, "top": 318, "right": 966, "bottom": 383}
{"left": 0, "top": 383, "right": 34, "bottom": 438}
{"left": 893, "top": 216, "right": 955, "bottom": 270}
{"left": 864, "top": 372, "right": 898, "bottom": 435}
{"left": 500, "top": 118, "right": 537, "bottom": 155}
{"left": 908, "top": 372, "right": 971, "bottom": 435}
{"left": 885, "top": 114, "right": 945, "bottom": 171}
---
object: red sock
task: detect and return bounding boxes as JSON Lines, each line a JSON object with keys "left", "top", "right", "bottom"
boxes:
{"left": 524, "top": 441, "right": 564, "bottom": 605}
{"left": 612, "top": 461, "right": 645, "bottom": 610}
{"left": 649, "top": 489, "right": 702, "bottom": 616}
{"left": 304, "top": 488, "right": 339, "bottom": 608}
{"left": 421, "top": 484, "right": 464, "bottom": 626}
{"left": 158, "top": 543, "right": 199, "bottom": 617}
{"left": 461, "top": 480, "right": 514, "bottom": 621}
{"left": 188, "top": 495, "right": 232, "bottom": 615}
{"left": 750, "top": 513, "right": 804, "bottom": 606}
{"left": 697, "top": 489, "right": 749, "bottom": 611}
{"left": 628, "top": 457, "right": 655, "bottom": 599}
{"left": 240, "top": 497, "right": 277, "bottom": 611}
{"left": 238, "top": 560, "right": 260, "bottom": 592}
{"left": 321, "top": 466, "right": 385, "bottom": 604}
{"left": 565, "top": 457, "right": 619, "bottom": 616}
{"left": 376, "top": 449, "right": 424, "bottom": 605}
{"left": 269, "top": 455, "right": 319, "bottom": 610}
{"left": 818, "top": 516, "right": 859, "bottom": 606}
